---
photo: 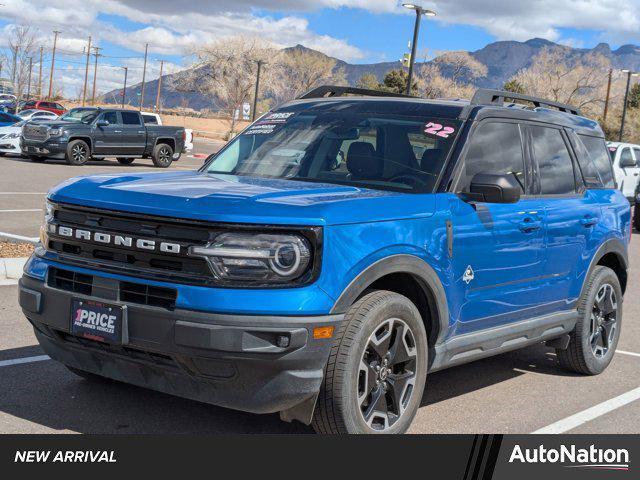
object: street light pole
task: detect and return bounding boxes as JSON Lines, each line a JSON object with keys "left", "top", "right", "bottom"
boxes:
{"left": 619, "top": 70, "right": 638, "bottom": 142}
{"left": 121, "top": 66, "right": 128, "bottom": 109}
{"left": 402, "top": 4, "right": 436, "bottom": 96}
{"left": 252, "top": 59, "right": 264, "bottom": 122}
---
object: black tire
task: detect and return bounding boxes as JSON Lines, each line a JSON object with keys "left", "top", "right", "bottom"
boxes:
{"left": 634, "top": 206, "right": 640, "bottom": 232}
{"left": 557, "top": 266, "right": 622, "bottom": 375}
{"left": 66, "top": 139, "right": 90, "bottom": 166}
{"left": 66, "top": 366, "right": 112, "bottom": 383}
{"left": 116, "top": 157, "right": 135, "bottom": 165}
{"left": 152, "top": 143, "right": 173, "bottom": 168}
{"left": 29, "top": 155, "right": 46, "bottom": 163}
{"left": 312, "top": 290, "right": 428, "bottom": 434}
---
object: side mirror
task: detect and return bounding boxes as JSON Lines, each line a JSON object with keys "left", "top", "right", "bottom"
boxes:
{"left": 467, "top": 172, "right": 521, "bottom": 204}
{"left": 620, "top": 157, "right": 637, "bottom": 168}
{"left": 96, "top": 119, "right": 109, "bottom": 127}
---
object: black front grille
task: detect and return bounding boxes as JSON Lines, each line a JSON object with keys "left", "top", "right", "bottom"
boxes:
{"left": 120, "top": 281, "right": 177, "bottom": 310}
{"left": 48, "top": 267, "right": 178, "bottom": 311}
{"left": 48, "top": 204, "right": 213, "bottom": 285}
{"left": 48, "top": 267, "right": 93, "bottom": 295}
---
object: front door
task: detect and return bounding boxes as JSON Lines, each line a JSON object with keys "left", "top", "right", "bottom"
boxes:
{"left": 93, "top": 111, "right": 123, "bottom": 155}
{"left": 449, "top": 120, "right": 546, "bottom": 334}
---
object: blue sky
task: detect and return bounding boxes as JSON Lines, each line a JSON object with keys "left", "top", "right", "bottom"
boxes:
{"left": 0, "top": 0, "right": 637, "bottom": 96}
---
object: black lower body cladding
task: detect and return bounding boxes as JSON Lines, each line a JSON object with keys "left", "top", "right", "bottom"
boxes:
{"left": 19, "top": 274, "right": 344, "bottom": 418}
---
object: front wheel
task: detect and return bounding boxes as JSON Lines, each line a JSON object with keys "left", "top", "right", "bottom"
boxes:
{"left": 152, "top": 143, "right": 173, "bottom": 168}
{"left": 557, "top": 266, "right": 622, "bottom": 375}
{"left": 312, "top": 290, "right": 428, "bottom": 434}
{"left": 634, "top": 206, "right": 640, "bottom": 232}
{"left": 66, "top": 139, "right": 90, "bottom": 166}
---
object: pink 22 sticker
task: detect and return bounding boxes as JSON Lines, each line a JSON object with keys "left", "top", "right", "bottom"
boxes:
{"left": 424, "top": 122, "right": 455, "bottom": 138}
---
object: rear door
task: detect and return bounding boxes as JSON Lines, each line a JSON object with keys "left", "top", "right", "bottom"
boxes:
{"left": 528, "top": 125, "right": 603, "bottom": 309}
{"left": 120, "top": 111, "right": 146, "bottom": 155}
{"left": 617, "top": 147, "right": 640, "bottom": 199}
{"left": 93, "top": 111, "right": 123, "bottom": 155}
{"left": 449, "top": 120, "right": 548, "bottom": 332}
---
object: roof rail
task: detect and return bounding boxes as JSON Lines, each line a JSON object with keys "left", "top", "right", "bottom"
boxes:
{"left": 471, "top": 88, "right": 581, "bottom": 116}
{"left": 298, "top": 85, "right": 415, "bottom": 100}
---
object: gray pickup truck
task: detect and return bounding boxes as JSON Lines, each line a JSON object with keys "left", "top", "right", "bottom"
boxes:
{"left": 21, "top": 108, "right": 186, "bottom": 167}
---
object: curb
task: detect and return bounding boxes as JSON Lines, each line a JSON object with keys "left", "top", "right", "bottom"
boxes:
{"left": 0, "top": 232, "right": 39, "bottom": 244}
{"left": 0, "top": 257, "right": 28, "bottom": 283}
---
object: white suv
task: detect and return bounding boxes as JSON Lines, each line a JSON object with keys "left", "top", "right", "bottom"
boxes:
{"left": 607, "top": 142, "right": 640, "bottom": 201}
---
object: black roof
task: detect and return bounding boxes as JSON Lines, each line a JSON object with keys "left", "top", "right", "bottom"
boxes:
{"left": 285, "top": 86, "right": 602, "bottom": 137}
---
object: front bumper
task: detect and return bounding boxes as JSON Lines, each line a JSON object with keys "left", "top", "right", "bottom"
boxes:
{"left": 19, "top": 273, "right": 343, "bottom": 420}
{"left": 21, "top": 137, "right": 67, "bottom": 158}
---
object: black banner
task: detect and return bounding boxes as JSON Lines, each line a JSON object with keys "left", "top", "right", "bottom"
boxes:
{"left": 0, "top": 435, "right": 637, "bottom": 479}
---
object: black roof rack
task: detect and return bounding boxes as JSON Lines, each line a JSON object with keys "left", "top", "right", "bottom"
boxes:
{"left": 298, "top": 85, "right": 415, "bottom": 100}
{"left": 471, "top": 88, "right": 581, "bottom": 116}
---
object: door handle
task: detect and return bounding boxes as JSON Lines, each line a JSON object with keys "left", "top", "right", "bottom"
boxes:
{"left": 519, "top": 217, "right": 541, "bottom": 233}
{"left": 113, "top": 130, "right": 122, "bottom": 133}
{"left": 581, "top": 216, "right": 599, "bottom": 227}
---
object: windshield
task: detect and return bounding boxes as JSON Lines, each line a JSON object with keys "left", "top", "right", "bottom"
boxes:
{"left": 204, "top": 107, "right": 461, "bottom": 193}
{"left": 60, "top": 108, "right": 98, "bottom": 123}
{"left": 18, "top": 109, "right": 36, "bottom": 116}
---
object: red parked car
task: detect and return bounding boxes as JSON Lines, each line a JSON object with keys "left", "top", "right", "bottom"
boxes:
{"left": 18, "top": 100, "right": 66, "bottom": 116}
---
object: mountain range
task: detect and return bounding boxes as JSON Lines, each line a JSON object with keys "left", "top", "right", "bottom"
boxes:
{"left": 102, "top": 38, "right": 640, "bottom": 111}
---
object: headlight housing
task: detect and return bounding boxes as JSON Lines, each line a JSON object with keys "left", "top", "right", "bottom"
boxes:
{"left": 39, "top": 200, "right": 54, "bottom": 247}
{"left": 190, "top": 232, "right": 314, "bottom": 286}
{"left": 48, "top": 128, "right": 62, "bottom": 137}
{"left": 6, "top": 132, "right": 20, "bottom": 139}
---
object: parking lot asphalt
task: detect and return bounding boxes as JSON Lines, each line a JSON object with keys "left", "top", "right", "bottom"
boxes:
{"left": 0, "top": 142, "right": 639, "bottom": 434}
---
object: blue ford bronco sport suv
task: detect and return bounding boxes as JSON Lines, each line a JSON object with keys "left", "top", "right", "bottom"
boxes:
{"left": 19, "top": 86, "right": 630, "bottom": 434}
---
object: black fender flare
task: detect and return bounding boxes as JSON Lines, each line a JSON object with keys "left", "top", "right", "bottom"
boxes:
{"left": 579, "top": 238, "right": 628, "bottom": 300}
{"left": 330, "top": 254, "right": 449, "bottom": 345}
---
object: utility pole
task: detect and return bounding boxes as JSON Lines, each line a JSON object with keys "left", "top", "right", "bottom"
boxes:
{"left": 155, "top": 59, "right": 164, "bottom": 112}
{"left": 47, "top": 30, "right": 60, "bottom": 100}
{"left": 619, "top": 70, "right": 638, "bottom": 142}
{"left": 91, "top": 46, "right": 101, "bottom": 105}
{"left": 81, "top": 36, "right": 91, "bottom": 106}
{"left": 252, "top": 60, "right": 264, "bottom": 121}
{"left": 603, "top": 68, "right": 613, "bottom": 122}
{"left": 121, "top": 66, "right": 128, "bottom": 109}
{"left": 26, "top": 56, "right": 32, "bottom": 100}
{"left": 38, "top": 46, "right": 43, "bottom": 98}
{"left": 139, "top": 43, "right": 148, "bottom": 110}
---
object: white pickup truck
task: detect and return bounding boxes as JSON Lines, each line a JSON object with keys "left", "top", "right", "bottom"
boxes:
{"left": 607, "top": 141, "right": 640, "bottom": 202}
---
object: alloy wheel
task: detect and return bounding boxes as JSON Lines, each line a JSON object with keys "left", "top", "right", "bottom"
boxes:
{"left": 590, "top": 283, "right": 617, "bottom": 358}
{"left": 357, "top": 318, "right": 418, "bottom": 431}
{"left": 72, "top": 144, "right": 87, "bottom": 162}
{"left": 158, "top": 147, "right": 171, "bottom": 164}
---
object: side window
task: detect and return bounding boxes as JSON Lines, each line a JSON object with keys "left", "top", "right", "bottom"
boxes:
{"left": 634, "top": 148, "right": 640, "bottom": 164}
{"left": 121, "top": 111, "right": 141, "bottom": 125}
{"left": 102, "top": 111, "right": 119, "bottom": 124}
{"left": 142, "top": 114, "right": 157, "bottom": 125}
{"left": 530, "top": 126, "right": 575, "bottom": 195}
{"left": 620, "top": 148, "right": 636, "bottom": 166}
{"left": 458, "top": 122, "right": 525, "bottom": 194}
{"left": 54, "top": 104, "right": 63, "bottom": 110}
{"left": 577, "top": 135, "right": 616, "bottom": 188}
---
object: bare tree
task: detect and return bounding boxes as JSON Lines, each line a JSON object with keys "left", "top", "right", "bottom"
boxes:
{"left": 511, "top": 47, "right": 611, "bottom": 114}
{"left": 433, "top": 51, "right": 487, "bottom": 84}
{"left": 414, "top": 51, "right": 486, "bottom": 100}
{"left": 269, "top": 48, "right": 346, "bottom": 105}
{"left": 4, "top": 25, "right": 38, "bottom": 99}
{"left": 179, "top": 37, "right": 279, "bottom": 138}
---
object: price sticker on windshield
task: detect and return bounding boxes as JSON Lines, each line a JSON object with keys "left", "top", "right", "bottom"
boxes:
{"left": 424, "top": 122, "right": 456, "bottom": 139}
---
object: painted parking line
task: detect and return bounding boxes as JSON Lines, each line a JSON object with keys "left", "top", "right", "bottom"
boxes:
{"left": 0, "top": 192, "right": 47, "bottom": 195}
{"left": 0, "top": 209, "right": 42, "bottom": 213}
{"left": 617, "top": 350, "right": 640, "bottom": 358}
{"left": 0, "top": 355, "right": 50, "bottom": 367}
{"left": 532, "top": 387, "right": 640, "bottom": 434}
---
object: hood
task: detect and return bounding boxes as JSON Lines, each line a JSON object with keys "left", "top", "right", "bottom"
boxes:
{"left": 48, "top": 171, "right": 436, "bottom": 226}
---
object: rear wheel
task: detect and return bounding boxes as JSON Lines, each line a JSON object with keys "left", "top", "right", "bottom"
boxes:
{"left": 557, "top": 266, "right": 622, "bottom": 375}
{"left": 312, "top": 290, "right": 428, "bottom": 434}
{"left": 116, "top": 157, "right": 135, "bottom": 165}
{"left": 152, "top": 143, "right": 173, "bottom": 168}
{"left": 66, "top": 139, "right": 90, "bottom": 166}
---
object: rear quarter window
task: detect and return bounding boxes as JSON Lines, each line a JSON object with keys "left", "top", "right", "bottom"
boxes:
{"left": 577, "top": 135, "right": 616, "bottom": 188}
{"left": 142, "top": 114, "right": 158, "bottom": 124}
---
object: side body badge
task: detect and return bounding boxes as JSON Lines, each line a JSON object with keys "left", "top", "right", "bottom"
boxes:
{"left": 463, "top": 265, "right": 475, "bottom": 285}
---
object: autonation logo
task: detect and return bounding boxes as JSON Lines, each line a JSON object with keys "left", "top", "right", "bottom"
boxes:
{"left": 509, "top": 444, "right": 630, "bottom": 471}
